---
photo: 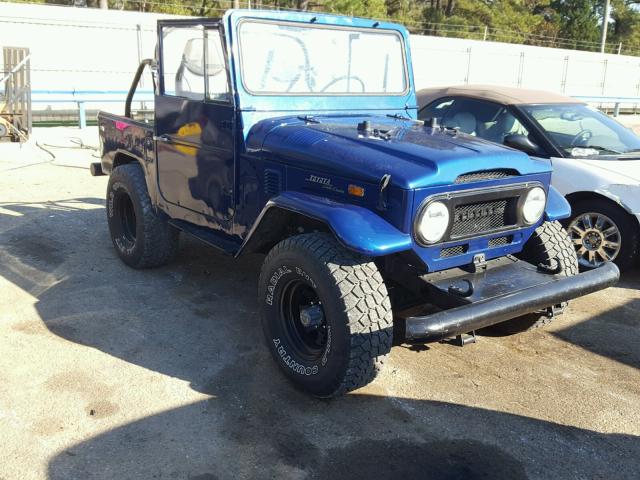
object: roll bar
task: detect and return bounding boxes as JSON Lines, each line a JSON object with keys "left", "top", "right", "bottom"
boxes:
{"left": 125, "top": 58, "right": 156, "bottom": 119}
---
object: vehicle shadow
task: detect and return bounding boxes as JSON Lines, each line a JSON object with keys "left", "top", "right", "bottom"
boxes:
{"left": 46, "top": 377, "right": 640, "bottom": 480}
{"left": 552, "top": 296, "right": 640, "bottom": 370}
{"left": 1, "top": 198, "right": 639, "bottom": 479}
{"left": 617, "top": 269, "right": 640, "bottom": 290}
{"left": 0, "top": 197, "right": 265, "bottom": 395}
{"left": 476, "top": 269, "right": 639, "bottom": 367}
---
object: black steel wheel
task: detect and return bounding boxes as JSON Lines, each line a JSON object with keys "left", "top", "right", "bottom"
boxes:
{"left": 107, "top": 163, "right": 179, "bottom": 268}
{"left": 280, "top": 279, "right": 329, "bottom": 363}
{"left": 112, "top": 190, "right": 137, "bottom": 252}
{"left": 259, "top": 233, "right": 393, "bottom": 397}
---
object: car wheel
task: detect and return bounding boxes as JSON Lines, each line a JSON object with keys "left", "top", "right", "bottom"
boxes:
{"left": 259, "top": 233, "right": 393, "bottom": 397}
{"left": 107, "top": 163, "right": 179, "bottom": 268}
{"left": 566, "top": 199, "right": 638, "bottom": 271}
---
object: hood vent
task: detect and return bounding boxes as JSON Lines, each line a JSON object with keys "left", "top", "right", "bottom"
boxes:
{"left": 455, "top": 169, "right": 518, "bottom": 184}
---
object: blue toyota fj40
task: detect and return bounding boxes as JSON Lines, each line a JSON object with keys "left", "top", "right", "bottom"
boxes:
{"left": 94, "top": 9, "right": 619, "bottom": 397}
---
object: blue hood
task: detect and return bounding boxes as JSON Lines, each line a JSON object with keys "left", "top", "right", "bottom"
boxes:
{"left": 247, "top": 115, "right": 551, "bottom": 189}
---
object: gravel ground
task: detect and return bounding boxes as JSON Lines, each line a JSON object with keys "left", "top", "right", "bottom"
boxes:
{"left": 0, "top": 128, "right": 639, "bottom": 480}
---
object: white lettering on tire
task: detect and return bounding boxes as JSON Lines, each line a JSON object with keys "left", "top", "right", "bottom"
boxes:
{"left": 272, "top": 338, "right": 319, "bottom": 376}
{"left": 265, "top": 265, "right": 292, "bottom": 305}
{"left": 321, "top": 326, "right": 332, "bottom": 367}
{"left": 108, "top": 191, "right": 115, "bottom": 218}
{"left": 294, "top": 267, "right": 316, "bottom": 288}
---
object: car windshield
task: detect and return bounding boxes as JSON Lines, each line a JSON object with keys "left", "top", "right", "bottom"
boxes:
{"left": 237, "top": 20, "right": 407, "bottom": 95}
{"left": 522, "top": 103, "right": 640, "bottom": 157}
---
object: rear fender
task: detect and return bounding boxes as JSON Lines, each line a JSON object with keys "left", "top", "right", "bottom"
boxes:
{"left": 109, "top": 150, "right": 160, "bottom": 207}
{"left": 237, "top": 191, "right": 411, "bottom": 257}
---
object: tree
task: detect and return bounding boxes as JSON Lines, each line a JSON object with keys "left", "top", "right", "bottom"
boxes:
{"left": 322, "top": 0, "right": 388, "bottom": 18}
{"left": 609, "top": 0, "right": 640, "bottom": 53}
{"left": 549, "top": 0, "right": 601, "bottom": 46}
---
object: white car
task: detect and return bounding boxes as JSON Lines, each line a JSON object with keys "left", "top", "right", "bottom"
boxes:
{"left": 418, "top": 85, "right": 640, "bottom": 270}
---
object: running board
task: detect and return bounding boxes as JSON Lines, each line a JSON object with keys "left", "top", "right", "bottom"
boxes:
{"left": 168, "top": 219, "right": 240, "bottom": 255}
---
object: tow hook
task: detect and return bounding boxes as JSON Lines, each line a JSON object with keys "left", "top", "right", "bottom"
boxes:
{"left": 455, "top": 331, "right": 477, "bottom": 347}
{"left": 545, "top": 303, "right": 565, "bottom": 318}
{"left": 538, "top": 258, "right": 563, "bottom": 275}
{"left": 448, "top": 279, "right": 474, "bottom": 297}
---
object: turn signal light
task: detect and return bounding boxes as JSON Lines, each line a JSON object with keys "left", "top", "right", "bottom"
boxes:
{"left": 348, "top": 184, "right": 365, "bottom": 197}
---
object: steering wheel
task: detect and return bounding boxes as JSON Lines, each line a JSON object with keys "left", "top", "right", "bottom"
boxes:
{"left": 259, "top": 34, "right": 315, "bottom": 93}
{"left": 571, "top": 129, "right": 593, "bottom": 147}
{"left": 320, "top": 75, "right": 365, "bottom": 93}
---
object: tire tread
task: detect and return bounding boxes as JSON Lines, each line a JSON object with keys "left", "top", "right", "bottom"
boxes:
{"left": 109, "top": 164, "right": 179, "bottom": 268}
{"left": 260, "top": 233, "right": 393, "bottom": 397}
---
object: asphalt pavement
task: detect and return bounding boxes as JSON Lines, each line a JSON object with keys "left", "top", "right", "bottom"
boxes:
{"left": 0, "top": 128, "right": 639, "bottom": 480}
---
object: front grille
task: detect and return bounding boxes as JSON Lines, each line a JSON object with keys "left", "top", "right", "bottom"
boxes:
{"left": 440, "top": 244, "right": 468, "bottom": 258}
{"left": 455, "top": 169, "right": 518, "bottom": 184}
{"left": 450, "top": 200, "right": 512, "bottom": 238}
{"left": 488, "top": 235, "right": 513, "bottom": 247}
{"left": 415, "top": 183, "right": 535, "bottom": 247}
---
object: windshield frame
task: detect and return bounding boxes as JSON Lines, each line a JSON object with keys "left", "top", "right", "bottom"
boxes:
{"left": 517, "top": 102, "right": 640, "bottom": 158}
{"left": 236, "top": 18, "right": 410, "bottom": 97}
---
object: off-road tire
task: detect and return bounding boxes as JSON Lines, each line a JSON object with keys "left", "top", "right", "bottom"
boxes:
{"left": 107, "top": 163, "right": 179, "bottom": 268}
{"left": 259, "top": 233, "right": 393, "bottom": 397}
{"left": 492, "top": 221, "right": 579, "bottom": 333}
{"left": 565, "top": 199, "right": 639, "bottom": 271}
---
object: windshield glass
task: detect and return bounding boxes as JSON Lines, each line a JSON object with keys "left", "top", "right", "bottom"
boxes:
{"left": 522, "top": 103, "right": 640, "bottom": 156}
{"left": 238, "top": 20, "right": 407, "bottom": 95}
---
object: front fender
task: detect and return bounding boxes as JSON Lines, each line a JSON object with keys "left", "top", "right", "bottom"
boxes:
{"left": 239, "top": 191, "right": 412, "bottom": 257}
{"left": 544, "top": 185, "right": 571, "bottom": 222}
{"left": 596, "top": 184, "right": 640, "bottom": 216}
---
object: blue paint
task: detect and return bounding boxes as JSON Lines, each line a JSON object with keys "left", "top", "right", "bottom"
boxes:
{"left": 545, "top": 185, "right": 572, "bottom": 221}
{"left": 98, "top": 9, "right": 570, "bottom": 273}
{"left": 264, "top": 191, "right": 412, "bottom": 256}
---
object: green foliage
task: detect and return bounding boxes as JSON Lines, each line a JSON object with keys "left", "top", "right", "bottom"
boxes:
{"left": 420, "top": 1, "right": 559, "bottom": 46}
{"left": 323, "top": 0, "right": 388, "bottom": 18}
{"left": 610, "top": 0, "right": 640, "bottom": 53}
{"left": 549, "top": 0, "right": 601, "bottom": 43}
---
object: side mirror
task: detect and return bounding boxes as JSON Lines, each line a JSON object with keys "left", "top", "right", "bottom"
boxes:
{"left": 504, "top": 134, "right": 545, "bottom": 156}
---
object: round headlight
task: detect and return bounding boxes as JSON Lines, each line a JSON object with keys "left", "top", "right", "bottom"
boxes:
{"left": 522, "top": 187, "right": 546, "bottom": 224}
{"left": 417, "top": 201, "right": 450, "bottom": 244}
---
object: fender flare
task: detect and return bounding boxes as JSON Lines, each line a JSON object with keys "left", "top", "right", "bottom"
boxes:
{"left": 544, "top": 185, "right": 571, "bottom": 222}
{"left": 237, "top": 191, "right": 412, "bottom": 257}
{"left": 109, "top": 150, "right": 160, "bottom": 206}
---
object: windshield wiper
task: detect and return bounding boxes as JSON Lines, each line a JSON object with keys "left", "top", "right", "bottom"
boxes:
{"left": 297, "top": 115, "right": 320, "bottom": 124}
{"left": 572, "top": 145, "right": 623, "bottom": 155}
{"left": 386, "top": 113, "right": 411, "bottom": 121}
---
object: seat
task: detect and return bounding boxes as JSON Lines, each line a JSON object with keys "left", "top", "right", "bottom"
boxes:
{"left": 175, "top": 38, "right": 205, "bottom": 100}
{"left": 445, "top": 112, "right": 477, "bottom": 135}
{"left": 485, "top": 111, "right": 517, "bottom": 143}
